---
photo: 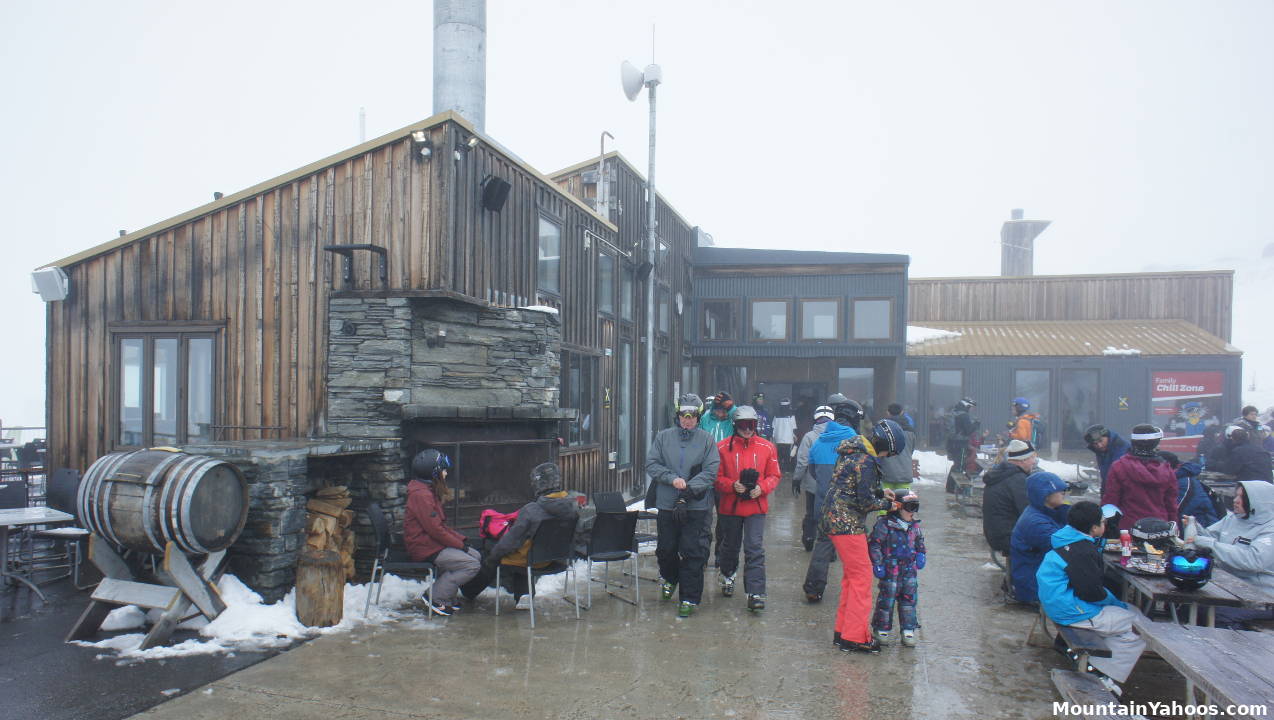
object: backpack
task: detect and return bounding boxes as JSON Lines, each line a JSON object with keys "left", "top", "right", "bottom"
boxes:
{"left": 1030, "top": 416, "right": 1047, "bottom": 449}
{"left": 479, "top": 508, "right": 519, "bottom": 540}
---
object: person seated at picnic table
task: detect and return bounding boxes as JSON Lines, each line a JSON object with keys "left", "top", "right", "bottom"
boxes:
{"left": 1009, "top": 471, "right": 1070, "bottom": 604}
{"left": 982, "top": 439, "right": 1036, "bottom": 557}
{"left": 1185, "top": 480, "right": 1274, "bottom": 628}
{"left": 1036, "top": 500, "right": 1147, "bottom": 693}
{"left": 1212, "top": 426, "right": 1274, "bottom": 482}
{"left": 479, "top": 462, "right": 580, "bottom": 604}
{"left": 1100, "top": 424, "right": 1178, "bottom": 532}
{"left": 1158, "top": 450, "right": 1219, "bottom": 528}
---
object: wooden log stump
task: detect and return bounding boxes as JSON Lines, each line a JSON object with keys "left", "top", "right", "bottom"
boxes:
{"left": 296, "top": 548, "right": 344, "bottom": 627}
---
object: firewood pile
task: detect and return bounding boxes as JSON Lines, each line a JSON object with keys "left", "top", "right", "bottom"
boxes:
{"left": 305, "top": 486, "right": 356, "bottom": 581}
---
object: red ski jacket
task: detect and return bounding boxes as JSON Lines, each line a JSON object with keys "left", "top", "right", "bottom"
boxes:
{"left": 714, "top": 435, "right": 781, "bottom": 517}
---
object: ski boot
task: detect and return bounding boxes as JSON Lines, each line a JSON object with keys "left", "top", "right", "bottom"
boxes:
{"left": 720, "top": 574, "right": 735, "bottom": 597}
{"left": 747, "top": 594, "right": 765, "bottom": 612}
{"left": 901, "top": 629, "right": 917, "bottom": 647}
{"left": 677, "top": 601, "right": 696, "bottom": 618}
{"left": 660, "top": 581, "right": 676, "bottom": 601}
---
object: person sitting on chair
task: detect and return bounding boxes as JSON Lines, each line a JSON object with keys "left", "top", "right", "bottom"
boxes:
{"left": 1036, "top": 500, "right": 1146, "bottom": 694}
{"left": 403, "top": 449, "right": 481, "bottom": 616}
{"left": 483, "top": 462, "right": 580, "bottom": 604}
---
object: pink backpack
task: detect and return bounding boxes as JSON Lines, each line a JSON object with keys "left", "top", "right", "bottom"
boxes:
{"left": 479, "top": 508, "right": 518, "bottom": 540}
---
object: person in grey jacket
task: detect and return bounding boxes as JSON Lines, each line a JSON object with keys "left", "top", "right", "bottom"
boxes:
{"left": 481, "top": 462, "right": 580, "bottom": 603}
{"left": 795, "top": 405, "right": 834, "bottom": 551}
{"left": 646, "top": 393, "right": 721, "bottom": 617}
{"left": 1186, "top": 480, "right": 1274, "bottom": 627}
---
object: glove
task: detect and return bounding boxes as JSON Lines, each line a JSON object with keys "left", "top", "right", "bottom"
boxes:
{"left": 915, "top": 552, "right": 926, "bottom": 570}
{"left": 790, "top": 446, "right": 797, "bottom": 458}
{"left": 672, "top": 497, "right": 689, "bottom": 526}
{"left": 873, "top": 565, "right": 886, "bottom": 579}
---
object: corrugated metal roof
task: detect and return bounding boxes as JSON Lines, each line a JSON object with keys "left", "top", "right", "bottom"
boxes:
{"left": 905, "top": 320, "right": 1240, "bottom": 357}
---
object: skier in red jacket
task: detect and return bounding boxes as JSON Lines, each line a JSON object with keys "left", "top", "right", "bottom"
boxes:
{"left": 714, "top": 405, "right": 781, "bottom": 611}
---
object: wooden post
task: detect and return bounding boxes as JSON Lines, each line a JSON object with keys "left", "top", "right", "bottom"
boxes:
{"left": 295, "top": 548, "right": 344, "bottom": 627}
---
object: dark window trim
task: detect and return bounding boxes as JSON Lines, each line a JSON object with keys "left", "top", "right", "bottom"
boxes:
{"left": 748, "top": 298, "right": 792, "bottom": 343}
{"left": 110, "top": 328, "right": 220, "bottom": 450}
{"left": 850, "top": 296, "right": 895, "bottom": 341}
{"left": 536, "top": 211, "right": 564, "bottom": 298}
{"left": 656, "top": 286, "right": 671, "bottom": 337}
{"left": 798, "top": 297, "right": 842, "bottom": 341}
{"left": 596, "top": 250, "right": 616, "bottom": 318}
{"left": 700, "top": 297, "right": 740, "bottom": 342}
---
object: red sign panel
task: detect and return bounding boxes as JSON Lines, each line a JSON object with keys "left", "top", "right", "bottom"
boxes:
{"left": 1151, "top": 371, "right": 1224, "bottom": 454}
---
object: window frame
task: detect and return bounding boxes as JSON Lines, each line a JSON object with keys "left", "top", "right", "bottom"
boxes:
{"left": 701, "top": 298, "right": 740, "bottom": 342}
{"left": 536, "top": 211, "right": 563, "bottom": 297}
{"left": 110, "top": 323, "right": 222, "bottom": 449}
{"left": 799, "top": 297, "right": 842, "bottom": 341}
{"left": 596, "top": 251, "right": 616, "bottom": 317}
{"left": 851, "top": 297, "right": 894, "bottom": 341}
{"left": 748, "top": 298, "right": 791, "bottom": 343}
{"left": 1013, "top": 368, "right": 1052, "bottom": 422}
{"left": 559, "top": 349, "right": 600, "bottom": 448}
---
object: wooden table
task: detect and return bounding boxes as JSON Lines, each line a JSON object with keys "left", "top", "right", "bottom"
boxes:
{"left": 0, "top": 506, "right": 73, "bottom": 606}
{"left": 1104, "top": 554, "right": 1241, "bottom": 626}
{"left": 1134, "top": 616, "right": 1274, "bottom": 720}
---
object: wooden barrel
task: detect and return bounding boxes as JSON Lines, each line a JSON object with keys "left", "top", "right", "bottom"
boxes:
{"left": 78, "top": 449, "right": 248, "bottom": 555}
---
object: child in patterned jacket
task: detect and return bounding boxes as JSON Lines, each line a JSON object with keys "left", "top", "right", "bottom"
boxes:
{"left": 868, "top": 492, "right": 926, "bottom": 646}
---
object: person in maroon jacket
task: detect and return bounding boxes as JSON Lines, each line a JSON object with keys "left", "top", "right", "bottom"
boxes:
{"left": 403, "top": 449, "right": 481, "bottom": 616}
{"left": 713, "top": 405, "right": 781, "bottom": 611}
{"left": 1100, "top": 425, "right": 1179, "bottom": 532}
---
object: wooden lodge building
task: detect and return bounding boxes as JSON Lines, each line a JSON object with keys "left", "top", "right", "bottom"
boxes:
{"left": 38, "top": 110, "right": 1241, "bottom": 595}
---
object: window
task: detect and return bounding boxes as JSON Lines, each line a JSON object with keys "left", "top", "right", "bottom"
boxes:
{"left": 750, "top": 300, "right": 789, "bottom": 341}
{"left": 597, "top": 253, "right": 615, "bottom": 315}
{"left": 852, "top": 298, "right": 892, "bottom": 340}
{"left": 1014, "top": 369, "right": 1051, "bottom": 421}
{"left": 114, "top": 329, "right": 218, "bottom": 448}
{"left": 537, "top": 214, "right": 561, "bottom": 295}
{"left": 658, "top": 287, "right": 670, "bottom": 334}
{"left": 837, "top": 368, "right": 874, "bottom": 407}
{"left": 656, "top": 241, "right": 671, "bottom": 280}
{"left": 904, "top": 370, "right": 920, "bottom": 418}
{"left": 800, "top": 299, "right": 840, "bottom": 340}
{"left": 712, "top": 365, "right": 748, "bottom": 399}
{"left": 617, "top": 342, "right": 633, "bottom": 464}
{"left": 620, "top": 266, "right": 634, "bottom": 322}
{"left": 926, "top": 369, "right": 963, "bottom": 447}
{"left": 561, "top": 352, "right": 596, "bottom": 446}
{"left": 702, "top": 300, "right": 737, "bottom": 341}
{"left": 1060, "top": 369, "right": 1099, "bottom": 450}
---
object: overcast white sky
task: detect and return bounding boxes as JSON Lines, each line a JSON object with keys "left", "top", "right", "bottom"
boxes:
{"left": 2, "top": 0, "right": 1271, "bottom": 429}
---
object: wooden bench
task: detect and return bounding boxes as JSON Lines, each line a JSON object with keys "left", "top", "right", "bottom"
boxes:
{"left": 1055, "top": 622, "right": 1113, "bottom": 671}
{"left": 1133, "top": 616, "right": 1274, "bottom": 720}
{"left": 1049, "top": 669, "right": 1120, "bottom": 719}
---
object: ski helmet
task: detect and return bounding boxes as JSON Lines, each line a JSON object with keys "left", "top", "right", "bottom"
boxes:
{"left": 733, "top": 405, "right": 759, "bottom": 431}
{"left": 676, "top": 393, "right": 704, "bottom": 419}
{"left": 826, "top": 393, "right": 864, "bottom": 427}
{"left": 1130, "top": 517, "right": 1177, "bottom": 552}
{"left": 869, "top": 419, "right": 907, "bottom": 457}
{"left": 411, "top": 449, "right": 451, "bottom": 480}
{"left": 1130, "top": 424, "right": 1163, "bottom": 458}
{"left": 1167, "top": 547, "right": 1213, "bottom": 590}
{"left": 813, "top": 405, "right": 834, "bottom": 422}
{"left": 1012, "top": 397, "right": 1030, "bottom": 412}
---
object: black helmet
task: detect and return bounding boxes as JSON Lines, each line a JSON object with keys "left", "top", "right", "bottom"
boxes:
{"left": 870, "top": 419, "right": 907, "bottom": 457}
{"left": 1083, "top": 424, "right": 1110, "bottom": 447}
{"left": 826, "top": 393, "right": 864, "bottom": 427}
{"left": 1167, "top": 547, "right": 1213, "bottom": 590}
{"left": 411, "top": 449, "right": 451, "bottom": 480}
{"left": 1130, "top": 517, "right": 1176, "bottom": 551}
{"left": 1130, "top": 424, "right": 1163, "bottom": 458}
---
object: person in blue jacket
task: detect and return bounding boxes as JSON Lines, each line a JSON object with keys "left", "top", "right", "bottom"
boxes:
{"left": 802, "top": 394, "right": 869, "bottom": 602}
{"left": 1084, "top": 424, "right": 1130, "bottom": 483}
{"left": 1158, "top": 450, "right": 1219, "bottom": 527}
{"left": 1009, "top": 471, "right": 1070, "bottom": 604}
{"left": 1037, "top": 501, "right": 1146, "bottom": 688}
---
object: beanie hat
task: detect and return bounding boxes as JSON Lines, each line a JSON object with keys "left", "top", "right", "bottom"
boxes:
{"left": 530, "top": 462, "right": 562, "bottom": 496}
{"left": 1006, "top": 439, "right": 1036, "bottom": 461}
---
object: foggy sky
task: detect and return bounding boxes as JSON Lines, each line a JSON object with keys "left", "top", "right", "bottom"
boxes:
{"left": 1, "top": 0, "right": 1271, "bottom": 427}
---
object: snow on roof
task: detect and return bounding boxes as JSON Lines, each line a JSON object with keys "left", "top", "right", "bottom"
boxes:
{"left": 519, "top": 305, "right": 559, "bottom": 315}
{"left": 907, "top": 325, "right": 962, "bottom": 345}
{"left": 1102, "top": 346, "right": 1142, "bottom": 356}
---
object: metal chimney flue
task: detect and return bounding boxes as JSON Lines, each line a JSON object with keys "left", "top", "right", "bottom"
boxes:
{"left": 433, "top": 0, "right": 486, "bottom": 132}
{"left": 1000, "top": 208, "right": 1050, "bottom": 277}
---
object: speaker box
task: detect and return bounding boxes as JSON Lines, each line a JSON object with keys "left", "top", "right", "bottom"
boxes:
{"left": 481, "top": 175, "right": 512, "bottom": 212}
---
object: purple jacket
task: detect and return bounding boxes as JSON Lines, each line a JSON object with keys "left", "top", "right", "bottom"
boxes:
{"left": 1101, "top": 454, "right": 1179, "bottom": 530}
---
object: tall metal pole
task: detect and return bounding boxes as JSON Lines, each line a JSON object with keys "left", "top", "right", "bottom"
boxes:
{"left": 643, "top": 83, "right": 658, "bottom": 454}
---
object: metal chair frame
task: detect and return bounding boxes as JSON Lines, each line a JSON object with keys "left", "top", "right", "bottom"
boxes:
{"left": 584, "top": 511, "right": 640, "bottom": 610}
{"left": 363, "top": 501, "right": 436, "bottom": 617}
{"left": 495, "top": 515, "right": 580, "bottom": 628}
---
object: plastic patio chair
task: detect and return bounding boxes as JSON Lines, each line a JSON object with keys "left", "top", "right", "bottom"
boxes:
{"left": 363, "top": 501, "right": 436, "bottom": 617}
{"left": 495, "top": 515, "right": 580, "bottom": 628}
{"left": 584, "top": 511, "right": 640, "bottom": 609}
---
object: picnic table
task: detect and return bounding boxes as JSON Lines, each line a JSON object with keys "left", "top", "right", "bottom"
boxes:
{"left": 1199, "top": 471, "right": 1239, "bottom": 505}
{"left": 1134, "top": 615, "right": 1274, "bottom": 720}
{"left": 1104, "top": 554, "right": 1274, "bottom": 626}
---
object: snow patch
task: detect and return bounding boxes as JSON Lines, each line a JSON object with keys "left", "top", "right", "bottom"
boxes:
{"left": 980, "top": 562, "right": 1001, "bottom": 571}
{"left": 101, "top": 605, "right": 147, "bottom": 631}
{"left": 1101, "top": 346, "right": 1142, "bottom": 356}
{"left": 907, "top": 325, "right": 961, "bottom": 345}
{"left": 914, "top": 451, "right": 953, "bottom": 478}
{"left": 518, "top": 305, "right": 559, "bottom": 315}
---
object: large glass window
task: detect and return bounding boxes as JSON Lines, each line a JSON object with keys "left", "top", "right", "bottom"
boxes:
{"left": 562, "top": 352, "right": 596, "bottom": 446}
{"left": 1060, "top": 369, "right": 1099, "bottom": 450}
{"left": 537, "top": 214, "right": 561, "bottom": 295}
{"left": 904, "top": 370, "right": 920, "bottom": 419}
{"left": 658, "top": 287, "right": 670, "bottom": 334}
{"left": 115, "top": 330, "right": 217, "bottom": 448}
{"left": 617, "top": 341, "right": 633, "bottom": 464}
{"left": 750, "top": 300, "right": 789, "bottom": 341}
{"left": 597, "top": 253, "right": 615, "bottom": 315}
{"left": 800, "top": 299, "right": 840, "bottom": 340}
{"left": 712, "top": 365, "right": 748, "bottom": 400}
{"left": 926, "top": 369, "right": 963, "bottom": 447}
{"left": 702, "top": 300, "right": 737, "bottom": 341}
{"left": 852, "top": 299, "right": 892, "bottom": 340}
{"left": 837, "top": 368, "right": 875, "bottom": 408}
{"left": 1014, "top": 369, "right": 1051, "bottom": 422}
{"left": 620, "top": 266, "right": 634, "bottom": 322}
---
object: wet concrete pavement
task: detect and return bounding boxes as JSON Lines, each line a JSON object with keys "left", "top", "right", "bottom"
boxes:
{"left": 121, "top": 480, "right": 1112, "bottom": 720}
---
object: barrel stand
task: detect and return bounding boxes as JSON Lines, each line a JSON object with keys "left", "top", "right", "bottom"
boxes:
{"left": 66, "top": 535, "right": 228, "bottom": 649}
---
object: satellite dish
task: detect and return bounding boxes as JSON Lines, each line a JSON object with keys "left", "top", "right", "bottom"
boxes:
{"left": 621, "top": 60, "right": 645, "bottom": 101}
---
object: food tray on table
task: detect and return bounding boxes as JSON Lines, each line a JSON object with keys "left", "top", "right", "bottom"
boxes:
{"left": 1124, "top": 557, "right": 1166, "bottom": 576}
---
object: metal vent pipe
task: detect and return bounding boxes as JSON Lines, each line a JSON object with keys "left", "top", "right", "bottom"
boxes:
{"left": 433, "top": 0, "right": 486, "bottom": 132}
